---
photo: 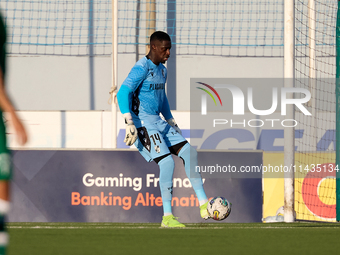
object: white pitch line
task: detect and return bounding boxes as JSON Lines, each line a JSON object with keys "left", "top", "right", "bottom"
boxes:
{"left": 7, "top": 226, "right": 224, "bottom": 230}
{"left": 7, "top": 225, "right": 340, "bottom": 230}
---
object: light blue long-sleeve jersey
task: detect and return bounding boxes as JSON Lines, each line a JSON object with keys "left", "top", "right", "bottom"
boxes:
{"left": 117, "top": 56, "right": 173, "bottom": 127}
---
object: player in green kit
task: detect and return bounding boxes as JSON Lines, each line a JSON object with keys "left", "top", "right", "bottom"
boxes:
{"left": 0, "top": 11, "right": 28, "bottom": 254}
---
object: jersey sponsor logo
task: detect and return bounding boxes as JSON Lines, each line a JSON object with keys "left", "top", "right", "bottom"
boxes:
{"left": 149, "top": 83, "right": 165, "bottom": 90}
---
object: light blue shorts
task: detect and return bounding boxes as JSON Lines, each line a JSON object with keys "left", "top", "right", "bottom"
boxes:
{"left": 134, "top": 119, "right": 187, "bottom": 162}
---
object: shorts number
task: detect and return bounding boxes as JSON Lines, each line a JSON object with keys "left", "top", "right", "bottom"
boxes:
{"left": 150, "top": 133, "right": 162, "bottom": 145}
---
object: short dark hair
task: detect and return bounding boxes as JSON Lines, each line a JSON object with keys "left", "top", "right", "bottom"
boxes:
{"left": 150, "top": 31, "right": 171, "bottom": 44}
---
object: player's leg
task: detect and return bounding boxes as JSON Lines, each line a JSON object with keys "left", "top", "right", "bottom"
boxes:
{"left": 154, "top": 154, "right": 184, "bottom": 228}
{"left": 0, "top": 150, "right": 9, "bottom": 255}
{"left": 154, "top": 153, "right": 174, "bottom": 217}
{"left": 163, "top": 122, "right": 209, "bottom": 219}
{"left": 176, "top": 143, "right": 209, "bottom": 219}
{"left": 0, "top": 119, "right": 10, "bottom": 254}
{"left": 0, "top": 181, "right": 9, "bottom": 255}
{"left": 134, "top": 126, "right": 185, "bottom": 227}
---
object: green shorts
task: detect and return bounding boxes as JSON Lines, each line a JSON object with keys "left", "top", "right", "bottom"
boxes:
{"left": 0, "top": 113, "right": 11, "bottom": 180}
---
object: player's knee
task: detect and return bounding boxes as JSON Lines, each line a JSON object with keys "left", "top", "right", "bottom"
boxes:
{"left": 154, "top": 153, "right": 172, "bottom": 165}
{"left": 158, "top": 154, "right": 174, "bottom": 169}
{"left": 158, "top": 155, "right": 175, "bottom": 185}
{"left": 158, "top": 155, "right": 175, "bottom": 197}
{"left": 179, "top": 144, "right": 197, "bottom": 164}
{"left": 189, "top": 146, "right": 198, "bottom": 161}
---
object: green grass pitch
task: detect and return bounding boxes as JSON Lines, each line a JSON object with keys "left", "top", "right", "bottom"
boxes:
{"left": 7, "top": 222, "right": 340, "bottom": 255}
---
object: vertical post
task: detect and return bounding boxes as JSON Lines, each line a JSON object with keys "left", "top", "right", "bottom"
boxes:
{"left": 284, "top": 0, "right": 295, "bottom": 223}
{"left": 89, "top": 0, "right": 95, "bottom": 110}
{"left": 61, "top": 111, "right": 66, "bottom": 148}
{"left": 335, "top": 0, "right": 340, "bottom": 222}
{"left": 308, "top": 0, "right": 317, "bottom": 151}
{"left": 136, "top": 0, "right": 141, "bottom": 62}
{"left": 111, "top": 0, "right": 118, "bottom": 148}
{"left": 146, "top": 0, "right": 156, "bottom": 54}
{"left": 167, "top": 0, "right": 176, "bottom": 110}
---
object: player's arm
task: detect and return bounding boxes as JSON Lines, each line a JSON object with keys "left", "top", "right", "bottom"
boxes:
{"left": 117, "top": 64, "right": 147, "bottom": 146}
{"left": 161, "top": 93, "right": 182, "bottom": 135}
{"left": 0, "top": 70, "right": 27, "bottom": 145}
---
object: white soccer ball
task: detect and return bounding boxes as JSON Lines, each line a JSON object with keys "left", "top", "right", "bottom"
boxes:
{"left": 207, "top": 196, "right": 232, "bottom": 221}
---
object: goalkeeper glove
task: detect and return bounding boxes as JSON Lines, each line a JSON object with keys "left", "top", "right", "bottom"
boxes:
{"left": 167, "top": 118, "right": 182, "bottom": 135}
{"left": 123, "top": 113, "right": 138, "bottom": 146}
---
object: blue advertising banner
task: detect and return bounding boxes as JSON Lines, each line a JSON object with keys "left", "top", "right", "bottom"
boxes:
{"left": 9, "top": 150, "right": 262, "bottom": 223}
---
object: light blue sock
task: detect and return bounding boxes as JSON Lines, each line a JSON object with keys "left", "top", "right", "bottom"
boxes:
{"left": 178, "top": 143, "right": 208, "bottom": 205}
{"left": 158, "top": 155, "right": 175, "bottom": 215}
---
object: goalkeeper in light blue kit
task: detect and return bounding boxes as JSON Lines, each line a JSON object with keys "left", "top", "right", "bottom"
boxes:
{"left": 117, "top": 31, "right": 209, "bottom": 227}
